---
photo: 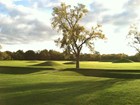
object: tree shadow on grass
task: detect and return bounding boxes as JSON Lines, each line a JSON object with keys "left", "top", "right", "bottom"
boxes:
{"left": 0, "top": 79, "right": 130, "bottom": 105}
{"left": 0, "top": 66, "right": 54, "bottom": 74}
{"left": 63, "top": 68, "right": 140, "bottom": 79}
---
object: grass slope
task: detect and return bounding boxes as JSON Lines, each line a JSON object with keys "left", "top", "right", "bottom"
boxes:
{"left": 0, "top": 61, "right": 140, "bottom": 105}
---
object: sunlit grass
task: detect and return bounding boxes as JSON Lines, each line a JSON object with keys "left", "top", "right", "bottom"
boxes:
{"left": 80, "top": 61, "right": 140, "bottom": 70}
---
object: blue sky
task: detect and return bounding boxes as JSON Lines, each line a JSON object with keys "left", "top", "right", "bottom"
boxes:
{"left": 0, "top": 0, "right": 140, "bottom": 55}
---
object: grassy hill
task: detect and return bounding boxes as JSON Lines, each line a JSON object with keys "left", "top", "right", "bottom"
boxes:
{"left": 0, "top": 61, "right": 140, "bottom": 105}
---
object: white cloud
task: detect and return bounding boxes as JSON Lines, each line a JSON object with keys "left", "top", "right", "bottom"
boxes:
{"left": 0, "top": 2, "right": 56, "bottom": 44}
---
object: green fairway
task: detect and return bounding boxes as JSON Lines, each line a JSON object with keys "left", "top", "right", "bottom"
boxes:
{"left": 0, "top": 61, "right": 140, "bottom": 105}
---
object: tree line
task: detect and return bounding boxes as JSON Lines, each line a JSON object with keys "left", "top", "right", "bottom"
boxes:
{"left": 0, "top": 49, "right": 140, "bottom": 62}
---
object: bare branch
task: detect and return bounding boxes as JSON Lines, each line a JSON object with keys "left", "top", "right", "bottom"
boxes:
{"left": 127, "top": 24, "right": 140, "bottom": 54}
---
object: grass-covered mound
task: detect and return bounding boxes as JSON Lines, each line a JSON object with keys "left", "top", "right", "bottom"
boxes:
{"left": 113, "top": 58, "right": 134, "bottom": 63}
{"left": 33, "top": 61, "right": 62, "bottom": 66}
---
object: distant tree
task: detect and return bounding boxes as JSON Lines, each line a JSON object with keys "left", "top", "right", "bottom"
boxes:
{"left": 38, "top": 49, "right": 50, "bottom": 60}
{"left": 24, "top": 50, "right": 36, "bottom": 60}
{"left": 5, "top": 51, "right": 13, "bottom": 60}
{"left": 49, "top": 50, "right": 64, "bottom": 60}
{"left": 127, "top": 24, "right": 140, "bottom": 54}
{"left": 128, "top": 53, "right": 140, "bottom": 62}
{"left": 52, "top": 3, "right": 106, "bottom": 69}
{"left": 134, "top": 53, "right": 140, "bottom": 62}
{"left": 100, "top": 54, "right": 128, "bottom": 62}
{"left": 13, "top": 50, "right": 24, "bottom": 60}
{"left": 0, "top": 52, "right": 12, "bottom": 60}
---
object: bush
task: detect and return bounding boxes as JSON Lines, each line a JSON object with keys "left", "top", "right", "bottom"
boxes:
{"left": 113, "top": 58, "right": 134, "bottom": 63}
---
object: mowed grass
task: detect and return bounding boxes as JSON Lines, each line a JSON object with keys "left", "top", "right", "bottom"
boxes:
{"left": 0, "top": 61, "right": 140, "bottom": 105}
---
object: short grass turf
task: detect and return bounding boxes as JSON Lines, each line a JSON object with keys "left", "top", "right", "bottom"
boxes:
{"left": 0, "top": 61, "right": 140, "bottom": 105}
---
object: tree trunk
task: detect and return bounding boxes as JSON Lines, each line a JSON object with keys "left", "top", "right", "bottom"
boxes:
{"left": 76, "top": 55, "right": 80, "bottom": 69}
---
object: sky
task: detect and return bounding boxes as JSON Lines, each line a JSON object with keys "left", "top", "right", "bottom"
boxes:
{"left": 0, "top": 0, "right": 140, "bottom": 55}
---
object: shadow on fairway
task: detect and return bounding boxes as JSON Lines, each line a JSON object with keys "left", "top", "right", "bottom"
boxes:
{"left": 0, "top": 66, "right": 54, "bottom": 74}
{"left": 63, "top": 68, "right": 140, "bottom": 79}
{"left": 0, "top": 79, "right": 129, "bottom": 105}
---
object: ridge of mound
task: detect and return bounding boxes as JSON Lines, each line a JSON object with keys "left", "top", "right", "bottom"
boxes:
{"left": 34, "top": 61, "right": 62, "bottom": 66}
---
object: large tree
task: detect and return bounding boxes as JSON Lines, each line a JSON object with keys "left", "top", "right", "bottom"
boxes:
{"left": 51, "top": 3, "right": 105, "bottom": 69}
{"left": 127, "top": 24, "right": 140, "bottom": 54}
